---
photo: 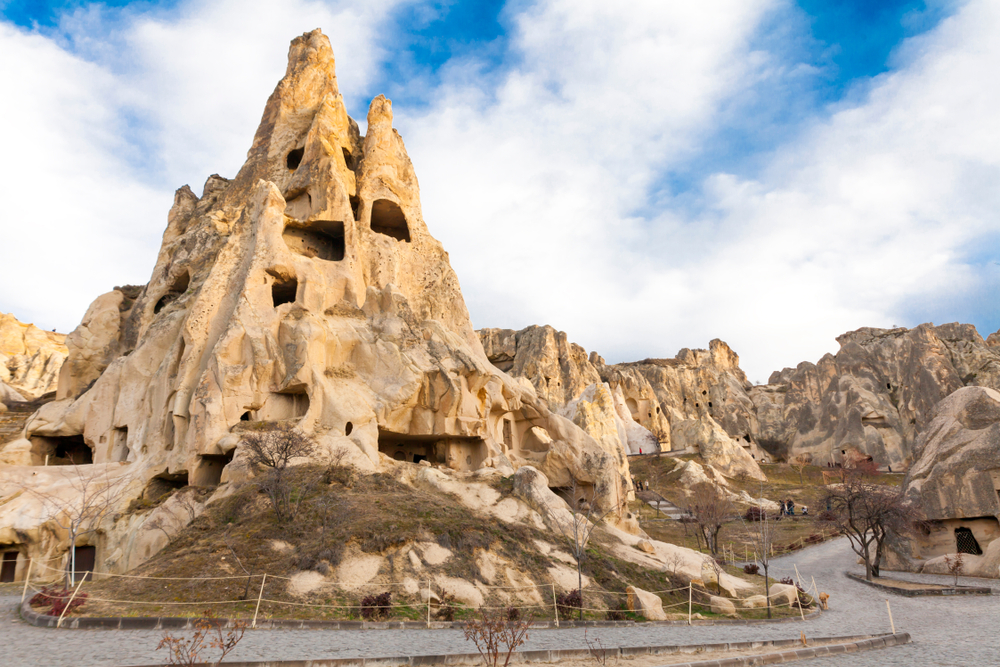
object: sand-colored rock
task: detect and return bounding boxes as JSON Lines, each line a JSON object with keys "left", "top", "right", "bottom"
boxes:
{"left": 709, "top": 595, "right": 736, "bottom": 616}
{"left": 0, "top": 313, "right": 67, "bottom": 399}
{"left": 626, "top": 585, "right": 666, "bottom": 620}
{"left": 768, "top": 583, "right": 798, "bottom": 606}
{"left": 0, "top": 30, "right": 634, "bottom": 580}
{"left": 742, "top": 594, "right": 768, "bottom": 609}
{"left": 750, "top": 323, "right": 1000, "bottom": 469}
{"left": 887, "top": 386, "right": 1000, "bottom": 577}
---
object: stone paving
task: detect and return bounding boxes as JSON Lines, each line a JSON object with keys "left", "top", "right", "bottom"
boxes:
{"left": 2, "top": 537, "right": 996, "bottom": 666}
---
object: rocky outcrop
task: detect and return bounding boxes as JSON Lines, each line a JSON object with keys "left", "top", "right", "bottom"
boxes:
{"left": 750, "top": 323, "right": 1000, "bottom": 469}
{"left": 480, "top": 327, "right": 763, "bottom": 477}
{"left": 0, "top": 30, "right": 636, "bottom": 578}
{"left": 889, "top": 386, "right": 1000, "bottom": 578}
{"left": 479, "top": 326, "right": 602, "bottom": 409}
{"left": 0, "top": 313, "right": 67, "bottom": 399}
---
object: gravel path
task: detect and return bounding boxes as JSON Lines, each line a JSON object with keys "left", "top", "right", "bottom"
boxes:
{"left": 2, "top": 537, "right": 996, "bottom": 666}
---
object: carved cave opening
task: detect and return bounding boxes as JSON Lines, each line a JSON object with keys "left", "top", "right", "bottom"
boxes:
{"left": 377, "top": 430, "right": 485, "bottom": 470}
{"left": 370, "top": 199, "right": 411, "bottom": 242}
{"left": 350, "top": 195, "right": 361, "bottom": 220}
{"left": 70, "top": 545, "right": 96, "bottom": 582}
{"left": 282, "top": 220, "right": 345, "bottom": 262}
{"left": 0, "top": 550, "right": 18, "bottom": 583}
{"left": 286, "top": 147, "right": 304, "bottom": 170}
{"left": 30, "top": 435, "right": 93, "bottom": 465}
{"left": 271, "top": 277, "right": 298, "bottom": 308}
{"left": 955, "top": 527, "right": 983, "bottom": 555}
{"left": 192, "top": 451, "right": 235, "bottom": 487}
{"left": 345, "top": 421, "right": 353, "bottom": 436}
{"left": 154, "top": 270, "right": 190, "bottom": 315}
{"left": 111, "top": 427, "right": 130, "bottom": 462}
{"left": 253, "top": 390, "right": 310, "bottom": 421}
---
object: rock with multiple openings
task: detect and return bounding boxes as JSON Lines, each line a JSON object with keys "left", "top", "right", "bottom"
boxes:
{"left": 0, "top": 30, "right": 638, "bottom": 577}
{"left": 750, "top": 323, "right": 1000, "bottom": 469}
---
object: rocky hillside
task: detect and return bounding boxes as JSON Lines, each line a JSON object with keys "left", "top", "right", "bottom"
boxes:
{"left": 481, "top": 322, "right": 1000, "bottom": 474}
{"left": 0, "top": 313, "right": 66, "bottom": 402}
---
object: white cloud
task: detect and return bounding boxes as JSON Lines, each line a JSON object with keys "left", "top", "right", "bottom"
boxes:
{"left": 3, "top": 0, "right": 999, "bottom": 385}
{"left": 402, "top": 0, "right": 1000, "bottom": 381}
{"left": 0, "top": 0, "right": 402, "bottom": 331}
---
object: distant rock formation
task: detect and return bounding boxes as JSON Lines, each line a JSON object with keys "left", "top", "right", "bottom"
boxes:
{"left": 889, "top": 386, "right": 1000, "bottom": 578}
{"left": 750, "top": 323, "right": 1000, "bottom": 470}
{"left": 479, "top": 326, "right": 765, "bottom": 479}
{"left": 0, "top": 30, "right": 638, "bottom": 577}
{"left": 0, "top": 313, "right": 67, "bottom": 400}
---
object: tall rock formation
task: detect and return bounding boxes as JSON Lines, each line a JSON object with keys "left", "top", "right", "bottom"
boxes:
{"left": 890, "top": 386, "right": 1000, "bottom": 578}
{"left": 0, "top": 31, "right": 636, "bottom": 576}
{"left": 0, "top": 313, "right": 67, "bottom": 400}
{"left": 749, "top": 323, "right": 1000, "bottom": 469}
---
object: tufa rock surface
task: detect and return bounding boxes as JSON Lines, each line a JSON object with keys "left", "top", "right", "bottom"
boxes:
{"left": 0, "top": 313, "right": 67, "bottom": 399}
{"left": 0, "top": 30, "right": 637, "bottom": 576}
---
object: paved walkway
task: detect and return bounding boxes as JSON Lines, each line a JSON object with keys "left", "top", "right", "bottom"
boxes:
{"left": 2, "top": 537, "right": 996, "bottom": 666}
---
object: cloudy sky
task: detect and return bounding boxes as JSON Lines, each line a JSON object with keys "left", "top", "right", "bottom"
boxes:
{"left": 1, "top": 0, "right": 998, "bottom": 383}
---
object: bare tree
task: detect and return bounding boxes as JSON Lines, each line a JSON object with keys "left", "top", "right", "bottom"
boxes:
{"left": 820, "top": 469, "right": 919, "bottom": 581}
{"left": 790, "top": 455, "right": 810, "bottom": 485}
{"left": 240, "top": 423, "right": 315, "bottom": 522}
{"left": 553, "top": 475, "right": 624, "bottom": 620}
{"left": 686, "top": 483, "right": 732, "bottom": 556}
{"left": 24, "top": 464, "right": 132, "bottom": 586}
{"left": 739, "top": 494, "right": 777, "bottom": 619}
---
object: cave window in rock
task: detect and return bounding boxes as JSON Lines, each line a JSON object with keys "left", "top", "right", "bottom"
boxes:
{"left": 271, "top": 277, "right": 298, "bottom": 308}
{"left": 626, "top": 398, "right": 639, "bottom": 420}
{"left": 111, "top": 427, "right": 130, "bottom": 463}
{"left": 345, "top": 421, "right": 353, "bottom": 436}
{"left": 743, "top": 434, "right": 751, "bottom": 442}
{"left": 31, "top": 435, "right": 93, "bottom": 465}
{"left": 0, "top": 550, "right": 17, "bottom": 583}
{"left": 708, "top": 402, "right": 713, "bottom": 408}
{"left": 695, "top": 403, "right": 699, "bottom": 409}
{"left": 241, "top": 411, "right": 251, "bottom": 422}
{"left": 955, "top": 527, "right": 983, "bottom": 555}
{"left": 282, "top": 220, "right": 345, "bottom": 262}
{"left": 286, "top": 147, "right": 304, "bottom": 170}
{"left": 192, "top": 451, "right": 235, "bottom": 487}
{"left": 154, "top": 270, "right": 190, "bottom": 315}
{"left": 350, "top": 195, "right": 361, "bottom": 220}
{"left": 378, "top": 430, "right": 486, "bottom": 470}
{"left": 258, "top": 390, "right": 310, "bottom": 421}
{"left": 502, "top": 418, "right": 513, "bottom": 448}
{"left": 370, "top": 199, "right": 411, "bottom": 242}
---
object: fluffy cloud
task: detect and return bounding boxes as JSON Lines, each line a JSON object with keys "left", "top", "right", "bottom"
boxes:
{"left": 402, "top": 0, "right": 1000, "bottom": 381}
{"left": 2, "top": 0, "right": 998, "bottom": 384}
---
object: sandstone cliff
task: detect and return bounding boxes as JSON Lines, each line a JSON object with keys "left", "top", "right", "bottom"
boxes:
{"left": 479, "top": 326, "right": 764, "bottom": 480}
{"left": 0, "top": 30, "right": 638, "bottom": 578}
{"left": 0, "top": 313, "right": 67, "bottom": 400}
{"left": 888, "top": 386, "right": 1000, "bottom": 578}
{"left": 750, "top": 323, "right": 1000, "bottom": 470}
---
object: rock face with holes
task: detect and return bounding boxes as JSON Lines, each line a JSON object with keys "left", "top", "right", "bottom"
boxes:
{"left": 886, "top": 385, "right": 1000, "bottom": 578}
{"left": 479, "top": 326, "right": 764, "bottom": 478}
{"left": 0, "top": 313, "right": 67, "bottom": 399}
{"left": 749, "top": 323, "right": 1000, "bottom": 470}
{"left": 0, "top": 30, "right": 639, "bottom": 578}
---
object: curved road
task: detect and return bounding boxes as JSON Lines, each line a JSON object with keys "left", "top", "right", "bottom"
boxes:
{"left": 2, "top": 538, "right": 996, "bottom": 666}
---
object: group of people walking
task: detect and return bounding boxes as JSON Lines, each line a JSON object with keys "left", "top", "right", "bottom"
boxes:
{"left": 780, "top": 498, "right": 807, "bottom": 516}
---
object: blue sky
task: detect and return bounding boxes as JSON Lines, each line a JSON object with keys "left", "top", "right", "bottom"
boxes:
{"left": 2, "top": 0, "right": 996, "bottom": 382}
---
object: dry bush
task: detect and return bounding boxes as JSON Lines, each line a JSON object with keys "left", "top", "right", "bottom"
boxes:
{"left": 157, "top": 613, "right": 247, "bottom": 666}
{"left": 240, "top": 423, "right": 316, "bottom": 522}
{"left": 464, "top": 606, "right": 533, "bottom": 667}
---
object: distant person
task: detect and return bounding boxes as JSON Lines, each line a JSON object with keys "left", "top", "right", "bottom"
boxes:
{"left": 786, "top": 499, "right": 794, "bottom": 516}
{"left": 802, "top": 506, "right": 808, "bottom": 516}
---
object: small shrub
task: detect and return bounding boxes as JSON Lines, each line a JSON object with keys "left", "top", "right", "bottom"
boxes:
{"left": 437, "top": 595, "right": 458, "bottom": 622}
{"left": 743, "top": 563, "right": 759, "bottom": 575}
{"left": 605, "top": 602, "right": 629, "bottom": 621}
{"left": 743, "top": 506, "right": 766, "bottom": 522}
{"left": 506, "top": 606, "right": 521, "bottom": 622}
{"left": 779, "top": 577, "right": 794, "bottom": 586}
{"left": 29, "top": 586, "right": 88, "bottom": 616}
{"left": 158, "top": 611, "right": 246, "bottom": 666}
{"left": 360, "top": 591, "right": 392, "bottom": 620}
{"left": 556, "top": 589, "right": 582, "bottom": 616}
{"left": 464, "top": 606, "right": 533, "bottom": 667}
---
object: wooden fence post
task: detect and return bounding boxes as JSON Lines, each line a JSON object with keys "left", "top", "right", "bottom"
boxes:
{"left": 57, "top": 576, "right": 86, "bottom": 628}
{"left": 551, "top": 583, "right": 559, "bottom": 627}
{"left": 886, "top": 599, "right": 895, "bottom": 634}
{"left": 252, "top": 574, "right": 267, "bottom": 629}
{"left": 426, "top": 580, "right": 431, "bottom": 628}
{"left": 688, "top": 582, "right": 692, "bottom": 625}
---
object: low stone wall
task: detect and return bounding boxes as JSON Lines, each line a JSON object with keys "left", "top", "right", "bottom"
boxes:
{"left": 846, "top": 572, "right": 993, "bottom": 596}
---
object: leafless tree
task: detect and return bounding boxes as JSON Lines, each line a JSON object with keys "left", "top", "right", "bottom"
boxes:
{"left": 686, "top": 483, "right": 732, "bottom": 556}
{"left": 222, "top": 532, "right": 262, "bottom": 600}
{"left": 944, "top": 552, "right": 964, "bottom": 586}
{"left": 463, "top": 606, "right": 533, "bottom": 667}
{"left": 739, "top": 491, "right": 777, "bottom": 618}
{"left": 790, "top": 455, "right": 810, "bottom": 485}
{"left": 240, "top": 423, "right": 315, "bottom": 522}
{"left": 553, "top": 474, "right": 624, "bottom": 620}
{"left": 820, "top": 469, "right": 919, "bottom": 581}
{"left": 24, "top": 464, "right": 132, "bottom": 586}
